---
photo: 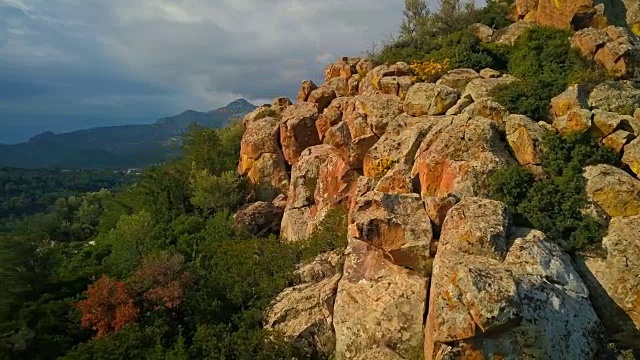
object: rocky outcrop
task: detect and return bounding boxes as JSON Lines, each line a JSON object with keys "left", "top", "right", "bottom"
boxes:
{"left": 412, "top": 115, "right": 515, "bottom": 199}
{"left": 584, "top": 164, "right": 640, "bottom": 217}
{"left": 462, "top": 75, "right": 517, "bottom": 101}
{"left": 469, "top": 23, "right": 494, "bottom": 43}
{"left": 550, "top": 84, "right": 589, "bottom": 119}
{"left": 403, "top": 83, "right": 460, "bottom": 117}
{"left": 435, "top": 69, "right": 480, "bottom": 92}
{"left": 588, "top": 80, "right": 640, "bottom": 115}
{"left": 513, "top": 0, "right": 604, "bottom": 30}
{"left": 280, "top": 103, "right": 322, "bottom": 165}
{"left": 506, "top": 114, "right": 545, "bottom": 166}
{"left": 238, "top": 115, "right": 289, "bottom": 201}
{"left": 280, "top": 145, "right": 358, "bottom": 242}
{"left": 297, "top": 80, "right": 318, "bottom": 103}
{"left": 622, "top": 137, "right": 640, "bottom": 176}
{"left": 462, "top": 98, "right": 510, "bottom": 129}
{"left": 358, "top": 63, "right": 413, "bottom": 97}
{"left": 363, "top": 116, "right": 437, "bottom": 179}
{"left": 575, "top": 215, "right": 640, "bottom": 348}
{"left": 492, "top": 20, "right": 534, "bottom": 45}
{"left": 553, "top": 108, "right": 593, "bottom": 134}
{"left": 265, "top": 251, "right": 344, "bottom": 356}
{"left": 374, "top": 163, "right": 414, "bottom": 194}
{"left": 333, "top": 238, "right": 427, "bottom": 360}
{"left": 308, "top": 86, "right": 337, "bottom": 113}
{"left": 348, "top": 191, "right": 433, "bottom": 273}
{"left": 233, "top": 201, "right": 283, "bottom": 237}
{"left": 425, "top": 198, "right": 604, "bottom": 359}
{"left": 355, "top": 94, "right": 403, "bottom": 136}
{"left": 603, "top": 129, "right": 635, "bottom": 153}
{"left": 572, "top": 26, "right": 640, "bottom": 79}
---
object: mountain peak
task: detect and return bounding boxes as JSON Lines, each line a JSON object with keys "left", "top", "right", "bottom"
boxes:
{"left": 211, "top": 99, "right": 256, "bottom": 114}
{"left": 28, "top": 130, "right": 56, "bottom": 143}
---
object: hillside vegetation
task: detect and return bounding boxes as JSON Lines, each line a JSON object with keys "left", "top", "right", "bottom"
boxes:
{"left": 2, "top": 0, "right": 640, "bottom": 359}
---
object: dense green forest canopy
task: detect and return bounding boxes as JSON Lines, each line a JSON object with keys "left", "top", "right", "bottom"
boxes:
{"left": 0, "top": 121, "right": 347, "bottom": 359}
{"left": 0, "top": 167, "right": 136, "bottom": 227}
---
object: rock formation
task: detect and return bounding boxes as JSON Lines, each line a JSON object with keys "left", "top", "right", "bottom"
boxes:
{"left": 232, "top": 47, "right": 640, "bottom": 358}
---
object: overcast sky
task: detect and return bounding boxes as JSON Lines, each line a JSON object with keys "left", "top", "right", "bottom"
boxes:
{"left": 0, "top": 0, "right": 431, "bottom": 144}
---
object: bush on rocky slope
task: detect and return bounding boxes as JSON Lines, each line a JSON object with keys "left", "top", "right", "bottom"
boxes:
{"left": 490, "top": 132, "right": 618, "bottom": 251}
{"left": 491, "top": 26, "right": 606, "bottom": 120}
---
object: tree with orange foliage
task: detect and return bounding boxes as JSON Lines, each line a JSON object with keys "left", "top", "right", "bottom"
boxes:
{"left": 77, "top": 275, "right": 138, "bottom": 338}
{"left": 129, "top": 252, "right": 193, "bottom": 311}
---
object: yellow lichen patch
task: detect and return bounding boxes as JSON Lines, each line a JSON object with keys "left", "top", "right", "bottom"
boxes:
{"left": 552, "top": 0, "right": 562, "bottom": 10}
{"left": 371, "top": 73, "right": 382, "bottom": 89}
{"left": 592, "top": 189, "right": 640, "bottom": 217}
{"left": 554, "top": 98, "right": 574, "bottom": 117}
{"left": 410, "top": 59, "right": 450, "bottom": 83}
{"left": 631, "top": 22, "right": 640, "bottom": 36}
{"left": 372, "top": 157, "right": 395, "bottom": 179}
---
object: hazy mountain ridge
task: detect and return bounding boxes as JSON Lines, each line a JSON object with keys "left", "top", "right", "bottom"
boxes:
{"left": 0, "top": 99, "right": 256, "bottom": 169}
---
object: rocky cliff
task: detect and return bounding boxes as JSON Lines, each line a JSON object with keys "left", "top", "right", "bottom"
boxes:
{"left": 234, "top": 7, "right": 640, "bottom": 359}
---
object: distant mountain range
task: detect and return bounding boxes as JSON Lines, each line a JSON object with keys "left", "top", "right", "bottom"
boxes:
{"left": 0, "top": 99, "right": 256, "bottom": 169}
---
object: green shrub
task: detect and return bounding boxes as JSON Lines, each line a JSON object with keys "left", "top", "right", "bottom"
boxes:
{"left": 474, "top": 0, "right": 514, "bottom": 29}
{"left": 491, "top": 27, "right": 604, "bottom": 120}
{"left": 372, "top": 30, "right": 506, "bottom": 71}
{"left": 489, "top": 165, "right": 535, "bottom": 209}
{"left": 540, "top": 132, "right": 619, "bottom": 176}
{"left": 489, "top": 133, "right": 617, "bottom": 252}
{"left": 299, "top": 206, "right": 348, "bottom": 261}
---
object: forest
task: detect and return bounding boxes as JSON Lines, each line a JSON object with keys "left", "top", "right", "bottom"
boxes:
{"left": 0, "top": 122, "right": 346, "bottom": 359}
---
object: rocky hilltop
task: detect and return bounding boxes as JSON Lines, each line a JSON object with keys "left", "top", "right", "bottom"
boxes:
{"left": 233, "top": 3, "right": 640, "bottom": 359}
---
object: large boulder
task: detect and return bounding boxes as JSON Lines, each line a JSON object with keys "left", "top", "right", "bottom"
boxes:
{"left": 583, "top": 164, "right": 640, "bottom": 217}
{"left": 358, "top": 63, "right": 413, "bottom": 96}
{"left": 363, "top": 116, "right": 438, "bottom": 179}
{"left": 316, "top": 106, "right": 343, "bottom": 141}
{"left": 588, "top": 80, "right": 640, "bottom": 115}
{"left": 281, "top": 145, "right": 358, "bottom": 242}
{"left": 233, "top": 201, "right": 283, "bottom": 237}
{"left": 572, "top": 26, "right": 640, "bottom": 79}
{"left": 462, "top": 76, "right": 517, "bottom": 101}
{"left": 325, "top": 57, "right": 357, "bottom": 82}
{"left": 461, "top": 98, "right": 510, "bottom": 129}
{"left": 265, "top": 251, "right": 344, "bottom": 356}
{"left": 435, "top": 69, "right": 480, "bottom": 92}
{"left": 550, "top": 84, "right": 589, "bottom": 119}
{"left": 308, "top": 86, "right": 337, "bottom": 113}
{"left": 355, "top": 94, "right": 403, "bottom": 137}
{"left": 238, "top": 116, "right": 289, "bottom": 201}
{"left": 492, "top": 20, "right": 535, "bottom": 45}
{"left": 516, "top": 0, "right": 600, "bottom": 30}
{"left": 412, "top": 115, "right": 515, "bottom": 199}
{"left": 622, "top": 137, "right": 640, "bottom": 176}
{"left": 333, "top": 238, "right": 427, "bottom": 360}
{"left": 297, "top": 80, "right": 318, "bottom": 103}
{"left": 323, "top": 121, "right": 378, "bottom": 170}
{"left": 552, "top": 108, "right": 593, "bottom": 135}
{"left": 348, "top": 191, "right": 433, "bottom": 273}
{"left": 403, "top": 83, "right": 460, "bottom": 117}
{"left": 469, "top": 23, "right": 494, "bottom": 43}
{"left": 374, "top": 163, "right": 414, "bottom": 194}
{"left": 425, "top": 198, "right": 604, "bottom": 359}
{"left": 280, "top": 103, "right": 322, "bottom": 165}
{"left": 575, "top": 215, "right": 640, "bottom": 348}
{"left": 506, "top": 114, "right": 546, "bottom": 166}
{"left": 603, "top": 129, "right": 635, "bottom": 153}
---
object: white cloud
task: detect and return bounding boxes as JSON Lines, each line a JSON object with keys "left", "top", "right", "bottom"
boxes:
{"left": 0, "top": 0, "right": 29, "bottom": 13}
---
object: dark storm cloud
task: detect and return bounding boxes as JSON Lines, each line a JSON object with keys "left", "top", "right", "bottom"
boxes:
{"left": 0, "top": 0, "right": 421, "bottom": 143}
